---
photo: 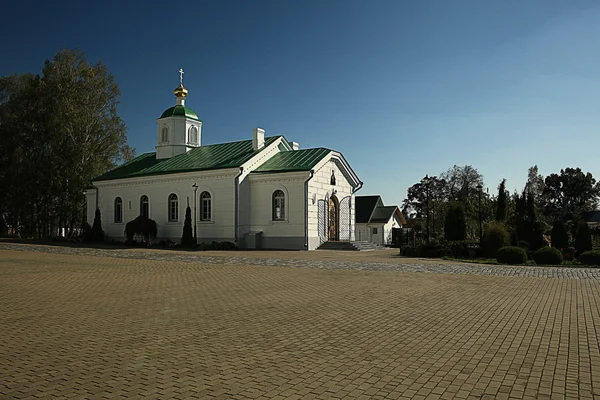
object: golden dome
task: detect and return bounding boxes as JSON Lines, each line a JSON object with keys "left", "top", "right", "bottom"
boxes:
{"left": 174, "top": 84, "right": 188, "bottom": 98}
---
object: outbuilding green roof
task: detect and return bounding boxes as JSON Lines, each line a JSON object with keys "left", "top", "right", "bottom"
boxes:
{"left": 160, "top": 105, "right": 200, "bottom": 120}
{"left": 253, "top": 148, "right": 331, "bottom": 173}
{"left": 94, "top": 136, "right": 281, "bottom": 181}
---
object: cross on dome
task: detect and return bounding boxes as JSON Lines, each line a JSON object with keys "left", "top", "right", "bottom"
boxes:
{"left": 173, "top": 68, "right": 189, "bottom": 100}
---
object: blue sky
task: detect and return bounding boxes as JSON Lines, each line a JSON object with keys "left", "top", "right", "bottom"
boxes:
{"left": 2, "top": 0, "right": 600, "bottom": 206}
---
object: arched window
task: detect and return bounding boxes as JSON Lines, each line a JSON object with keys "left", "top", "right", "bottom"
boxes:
{"left": 272, "top": 190, "right": 285, "bottom": 220}
{"left": 140, "top": 195, "right": 149, "bottom": 218}
{"left": 200, "top": 191, "right": 212, "bottom": 221}
{"left": 161, "top": 126, "right": 169, "bottom": 143}
{"left": 114, "top": 197, "right": 123, "bottom": 223}
{"left": 168, "top": 193, "right": 178, "bottom": 222}
{"left": 188, "top": 126, "right": 198, "bottom": 145}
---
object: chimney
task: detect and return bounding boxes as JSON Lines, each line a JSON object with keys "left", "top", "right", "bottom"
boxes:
{"left": 253, "top": 127, "right": 265, "bottom": 150}
{"left": 291, "top": 142, "right": 300, "bottom": 151}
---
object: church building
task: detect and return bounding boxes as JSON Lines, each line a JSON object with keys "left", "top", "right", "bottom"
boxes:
{"left": 86, "top": 73, "right": 362, "bottom": 250}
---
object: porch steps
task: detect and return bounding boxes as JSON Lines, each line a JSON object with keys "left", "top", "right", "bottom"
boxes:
{"left": 317, "top": 241, "right": 386, "bottom": 251}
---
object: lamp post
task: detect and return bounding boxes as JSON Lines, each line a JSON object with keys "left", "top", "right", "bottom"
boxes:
{"left": 476, "top": 183, "right": 483, "bottom": 244}
{"left": 423, "top": 174, "right": 431, "bottom": 244}
{"left": 192, "top": 183, "right": 198, "bottom": 244}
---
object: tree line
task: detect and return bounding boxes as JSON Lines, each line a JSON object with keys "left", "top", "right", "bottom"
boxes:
{"left": 402, "top": 165, "right": 600, "bottom": 253}
{"left": 0, "top": 49, "right": 134, "bottom": 237}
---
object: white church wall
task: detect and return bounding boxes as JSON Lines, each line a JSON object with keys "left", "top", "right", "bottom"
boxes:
{"left": 246, "top": 172, "right": 307, "bottom": 249}
{"left": 93, "top": 169, "right": 238, "bottom": 243}
{"left": 237, "top": 136, "right": 287, "bottom": 241}
{"left": 307, "top": 156, "right": 355, "bottom": 250}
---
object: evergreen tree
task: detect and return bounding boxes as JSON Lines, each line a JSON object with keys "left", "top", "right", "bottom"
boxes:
{"left": 496, "top": 179, "right": 507, "bottom": 221}
{"left": 574, "top": 220, "right": 593, "bottom": 255}
{"left": 551, "top": 219, "right": 569, "bottom": 250}
{"left": 181, "top": 206, "right": 194, "bottom": 247}
{"left": 91, "top": 208, "right": 104, "bottom": 242}
{"left": 444, "top": 203, "right": 467, "bottom": 241}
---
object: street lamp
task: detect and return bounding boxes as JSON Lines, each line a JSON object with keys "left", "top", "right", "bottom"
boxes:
{"left": 192, "top": 183, "right": 198, "bottom": 244}
{"left": 423, "top": 174, "right": 431, "bottom": 244}
{"left": 476, "top": 183, "right": 483, "bottom": 244}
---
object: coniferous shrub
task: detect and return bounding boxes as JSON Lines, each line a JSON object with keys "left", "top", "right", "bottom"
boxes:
{"left": 574, "top": 221, "right": 593, "bottom": 256}
{"left": 81, "top": 221, "right": 94, "bottom": 242}
{"left": 92, "top": 208, "right": 104, "bottom": 242}
{"left": 483, "top": 222, "right": 509, "bottom": 257}
{"left": 533, "top": 247, "right": 563, "bottom": 265}
{"left": 551, "top": 219, "right": 570, "bottom": 250}
{"left": 181, "top": 206, "right": 195, "bottom": 247}
{"left": 579, "top": 250, "right": 600, "bottom": 266}
{"left": 444, "top": 203, "right": 467, "bottom": 242}
{"left": 496, "top": 246, "right": 528, "bottom": 264}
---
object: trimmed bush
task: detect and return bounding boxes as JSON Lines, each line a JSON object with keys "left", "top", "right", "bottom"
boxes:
{"left": 517, "top": 241, "right": 530, "bottom": 249}
{"left": 417, "top": 243, "right": 444, "bottom": 258}
{"left": 551, "top": 219, "right": 569, "bottom": 250}
{"left": 496, "top": 246, "right": 528, "bottom": 265}
{"left": 579, "top": 250, "right": 600, "bottom": 266}
{"left": 125, "top": 215, "right": 158, "bottom": 243}
{"left": 401, "top": 246, "right": 417, "bottom": 257}
{"left": 574, "top": 221, "right": 593, "bottom": 256}
{"left": 181, "top": 206, "right": 194, "bottom": 248}
{"left": 533, "top": 247, "right": 563, "bottom": 265}
{"left": 483, "top": 222, "right": 509, "bottom": 257}
{"left": 92, "top": 208, "right": 105, "bottom": 242}
{"left": 81, "top": 221, "right": 93, "bottom": 242}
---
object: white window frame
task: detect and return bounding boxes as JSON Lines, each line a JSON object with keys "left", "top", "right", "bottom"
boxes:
{"left": 140, "top": 195, "right": 149, "bottom": 218}
{"left": 272, "top": 190, "right": 285, "bottom": 221}
{"left": 114, "top": 197, "right": 123, "bottom": 223}
{"left": 168, "top": 193, "right": 178, "bottom": 222}
{"left": 200, "top": 191, "right": 212, "bottom": 221}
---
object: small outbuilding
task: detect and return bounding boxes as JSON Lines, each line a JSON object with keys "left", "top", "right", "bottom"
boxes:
{"left": 355, "top": 195, "right": 406, "bottom": 245}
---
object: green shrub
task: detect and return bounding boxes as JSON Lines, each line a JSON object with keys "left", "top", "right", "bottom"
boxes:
{"left": 444, "top": 203, "right": 467, "bottom": 241}
{"left": 517, "top": 241, "right": 530, "bottom": 249}
{"left": 417, "top": 243, "right": 444, "bottom": 258}
{"left": 483, "top": 222, "right": 509, "bottom": 257}
{"left": 445, "top": 240, "right": 475, "bottom": 258}
{"left": 533, "top": 247, "right": 563, "bottom": 265}
{"left": 579, "top": 250, "right": 600, "bottom": 266}
{"left": 574, "top": 221, "right": 593, "bottom": 256}
{"left": 181, "top": 206, "right": 195, "bottom": 248}
{"left": 401, "top": 246, "right": 417, "bottom": 257}
{"left": 125, "top": 215, "right": 158, "bottom": 243}
{"left": 551, "top": 219, "right": 570, "bottom": 250}
{"left": 92, "top": 208, "right": 104, "bottom": 242}
{"left": 81, "top": 221, "right": 93, "bottom": 242}
{"left": 496, "top": 246, "right": 528, "bottom": 264}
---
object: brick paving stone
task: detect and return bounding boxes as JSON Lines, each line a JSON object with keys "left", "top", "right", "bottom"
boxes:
{"left": 1, "top": 246, "right": 600, "bottom": 399}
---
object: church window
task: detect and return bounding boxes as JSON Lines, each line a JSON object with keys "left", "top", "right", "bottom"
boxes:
{"left": 168, "top": 194, "right": 179, "bottom": 222}
{"left": 114, "top": 197, "right": 123, "bottom": 223}
{"left": 189, "top": 126, "right": 198, "bottom": 145}
{"left": 140, "top": 195, "right": 149, "bottom": 218}
{"left": 161, "top": 126, "right": 169, "bottom": 143}
{"left": 272, "top": 190, "right": 285, "bottom": 221}
{"left": 200, "top": 191, "right": 212, "bottom": 221}
{"left": 331, "top": 170, "right": 336, "bottom": 185}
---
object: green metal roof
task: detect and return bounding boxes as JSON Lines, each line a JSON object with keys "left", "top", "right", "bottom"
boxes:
{"left": 370, "top": 206, "right": 399, "bottom": 223}
{"left": 160, "top": 105, "right": 200, "bottom": 120}
{"left": 94, "top": 136, "right": 281, "bottom": 181}
{"left": 253, "top": 148, "right": 331, "bottom": 173}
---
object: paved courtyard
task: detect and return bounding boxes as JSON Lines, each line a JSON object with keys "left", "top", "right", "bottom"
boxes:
{"left": 1, "top": 244, "right": 600, "bottom": 399}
